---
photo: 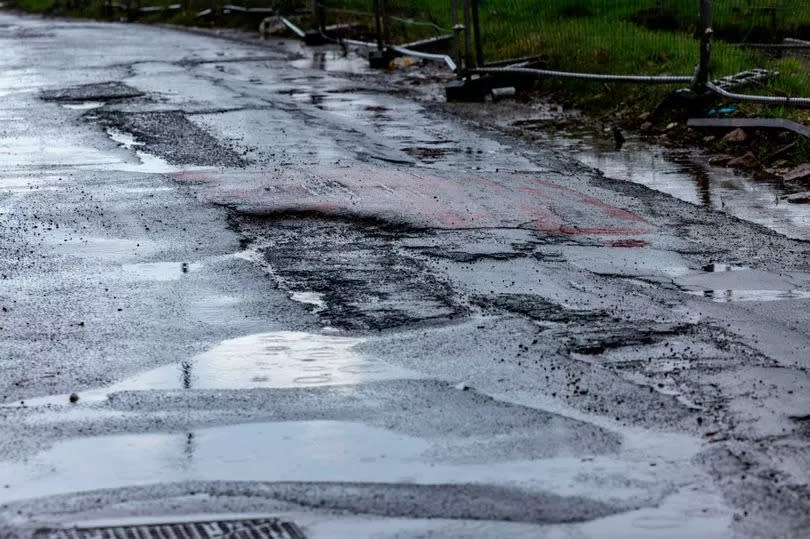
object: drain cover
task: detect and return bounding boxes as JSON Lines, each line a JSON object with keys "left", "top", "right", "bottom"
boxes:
{"left": 37, "top": 518, "right": 306, "bottom": 538}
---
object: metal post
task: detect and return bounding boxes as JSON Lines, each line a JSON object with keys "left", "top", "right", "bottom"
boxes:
{"left": 311, "top": 0, "right": 324, "bottom": 32}
{"left": 381, "top": 0, "right": 393, "bottom": 48}
{"left": 451, "top": 0, "right": 463, "bottom": 76}
{"left": 462, "top": 0, "right": 473, "bottom": 75}
{"left": 471, "top": 0, "right": 484, "bottom": 68}
{"left": 692, "top": 0, "right": 713, "bottom": 93}
{"left": 373, "top": 0, "right": 384, "bottom": 51}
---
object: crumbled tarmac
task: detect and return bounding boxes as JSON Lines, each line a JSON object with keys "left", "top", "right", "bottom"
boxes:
{"left": 41, "top": 82, "right": 144, "bottom": 102}
{"left": 240, "top": 217, "right": 467, "bottom": 331}
{"left": 95, "top": 111, "right": 248, "bottom": 167}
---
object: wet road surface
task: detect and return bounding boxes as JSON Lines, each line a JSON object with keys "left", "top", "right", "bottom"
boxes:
{"left": 1, "top": 11, "right": 809, "bottom": 538}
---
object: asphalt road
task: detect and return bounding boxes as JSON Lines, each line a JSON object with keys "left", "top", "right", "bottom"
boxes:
{"left": 1, "top": 11, "right": 810, "bottom": 538}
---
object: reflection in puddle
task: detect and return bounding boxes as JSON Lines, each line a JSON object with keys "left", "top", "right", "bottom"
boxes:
{"left": 290, "top": 50, "right": 369, "bottom": 73}
{"left": 18, "top": 331, "right": 422, "bottom": 407}
{"left": 290, "top": 291, "right": 326, "bottom": 312}
{"left": 685, "top": 289, "right": 810, "bottom": 302}
{"left": 546, "top": 130, "right": 810, "bottom": 241}
{"left": 121, "top": 261, "right": 200, "bottom": 281}
{"left": 60, "top": 101, "right": 105, "bottom": 111}
{"left": 94, "top": 128, "right": 212, "bottom": 175}
{"left": 676, "top": 265, "right": 810, "bottom": 302}
{"left": 701, "top": 263, "right": 748, "bottom": 273}
{"left": 0, "top": 420, "right": 732, "bottom": 537}
{"left": 107, "top": 127, "right": 142, "bottom": 149}
{"left": 0, "top": 421, "right": 425, "bottom": 504}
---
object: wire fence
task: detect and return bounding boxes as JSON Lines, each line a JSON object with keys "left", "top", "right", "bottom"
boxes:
{"left": 15, "top": 0, "right": 810, "bottom": 106}
{"left": 455, "top": 0, "right": 810, "bottom": 105}
{"left": 709, "top": 1, "right": 810, "bottom": 104}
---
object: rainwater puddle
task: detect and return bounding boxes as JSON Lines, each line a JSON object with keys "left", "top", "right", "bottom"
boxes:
{"left": 121, "top": 186, "right": 175, "bottom": 194}
{"left": 60, "top": 101, "right": 105, "bottom": 111}
{"left": 17, "top": 331, "right": 422, "bottom": 407}
{"left": 675, "top": 264, "right": 810, "bottom": 302}
{"left": 121, "top": 261, "right": 200, "bottom": 281}
{"left": 544, "top": 130, "right": 810, "bottom": 241}
{"left": 86, "top": 127, "right": 213, "bottom": 175}
{"left": 0, "top": 419, "right": 732, "bottom": 536}
{"left": 0, "top": 421, "right": 427, "bottom": 504}
{"left": 290, "top": 50, "right": 369, "bottom": 73}
{"left": 290, "top": 291, "right": 326, "bottom": 311}
{"left": 107, "top": 128, "right": 142, "bottom": 149}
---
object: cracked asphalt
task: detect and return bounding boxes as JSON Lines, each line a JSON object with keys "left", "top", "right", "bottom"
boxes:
{"left": 1, "top": 11, "right": 810, "bottom": 538}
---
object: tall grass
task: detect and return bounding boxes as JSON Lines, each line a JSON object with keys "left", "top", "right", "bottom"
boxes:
{"left": 9, "top": 0, "right": 810, "bottom": 112}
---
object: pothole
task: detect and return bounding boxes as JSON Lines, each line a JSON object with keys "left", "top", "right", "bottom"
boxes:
{"left": 242, "top": 217, "right": 466, "bottom": 331}
{"left": 41, "top": 82, "right": 143, "bottom": 103}
{"left": 15, "top": 331, "right": 423, "bottom": 408}
{"left": 95, "top": 111, "right": 247, "bottom": 167}
{"left": 60, "top": 101, "right": 105, "bottom": 111}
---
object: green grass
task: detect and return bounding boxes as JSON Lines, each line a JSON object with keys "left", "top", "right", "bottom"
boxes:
{"left": 7, "top": 0, "right": 810, "bottom": 120}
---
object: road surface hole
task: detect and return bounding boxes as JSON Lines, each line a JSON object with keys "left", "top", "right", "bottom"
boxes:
{"left": 13, "top": 332, "right": 423, "bottom": 407}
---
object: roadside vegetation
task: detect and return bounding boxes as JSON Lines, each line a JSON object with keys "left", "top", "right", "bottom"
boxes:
{"left": 7, "top": 0, "right": 810, "bottom": 162}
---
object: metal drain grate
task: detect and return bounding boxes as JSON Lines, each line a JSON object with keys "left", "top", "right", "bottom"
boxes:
{"left": 37, "top": 518, "right": 306, "bottom": 539}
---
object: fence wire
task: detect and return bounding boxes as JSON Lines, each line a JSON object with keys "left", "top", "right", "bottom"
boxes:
{"left": 15, "top": 0, "right": 810, "bottom": 104}
{"left": 318, "top": 0, "right": 450, "bottom": 47}
{"left": 709, "top": 1, "right": 810, "bottom": 102}
{"left": 472, "top": 1, "right": 699, "bottom": 74}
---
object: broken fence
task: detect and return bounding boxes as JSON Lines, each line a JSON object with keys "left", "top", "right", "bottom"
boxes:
{"left": 33, "top": 0, "right": 810, "bottom": 107}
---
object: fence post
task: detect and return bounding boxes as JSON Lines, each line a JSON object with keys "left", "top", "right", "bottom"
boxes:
{"left": 692, "top": 0, "right": 713, "bottom": 93}
{"left": 462, "top": 0, "right": 474, "bottom": 75}
{"left": 471, "top": 0, "right": 484, "bottom": 67}
{"left": 373, "top": 0, "right": 384, "bottom": 51}
{"left": 311, "top": 0, "right": 325, "bottom": 32}
{"left": 381, "top": 0, "right": 393, "bottom": 48}
{"left": 451, "top": 0, "right": 463, "bottom": 77}
{"left": 369, "top": 0, "right": 393, "bottom": 67}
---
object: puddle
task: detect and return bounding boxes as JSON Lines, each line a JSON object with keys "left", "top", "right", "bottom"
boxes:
{"left": 121, "top": 186, "right": 176, "bottom": 193}
{"left": 90, "top": 127, "right": 216, "bottom": 175}
{"left": 675, "top": 265, "right": 810, "bottom": 302}
{"left": 0, "top": 421, "right": 427, "bottom": 504}
{"left": 107, "top": 127, "right": 142, "bottom": 150}
{"left": 684, "top": 289, "right": 810, "bottom": 302}
{"left": 702, "top": 263, "right": 748, "bottom": 272}
{"left": 0, "top": 420, "right": 695, "bottom": 508}
{"left": 290, "top": 291, "right": 327, "bottom": 312}
{"left": 17, "top": 331, "right": 423, "bottom": 407}
{"left": 290, "top": 50, "right": 369, "bottom": 74}
{"left": 121, "top": 261, "right": 200, "bottom": 281}
{"left": 539, "top": 129, "right": 810, "bottom": 241}
{"left": 0, "top": 419, "right": 732, "bottom": 536}
{"left": 296, "top": 484, "right": 731, "bottom": 538}
{"left": 60, "top": 101, "right": 105, "bottom": 111}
